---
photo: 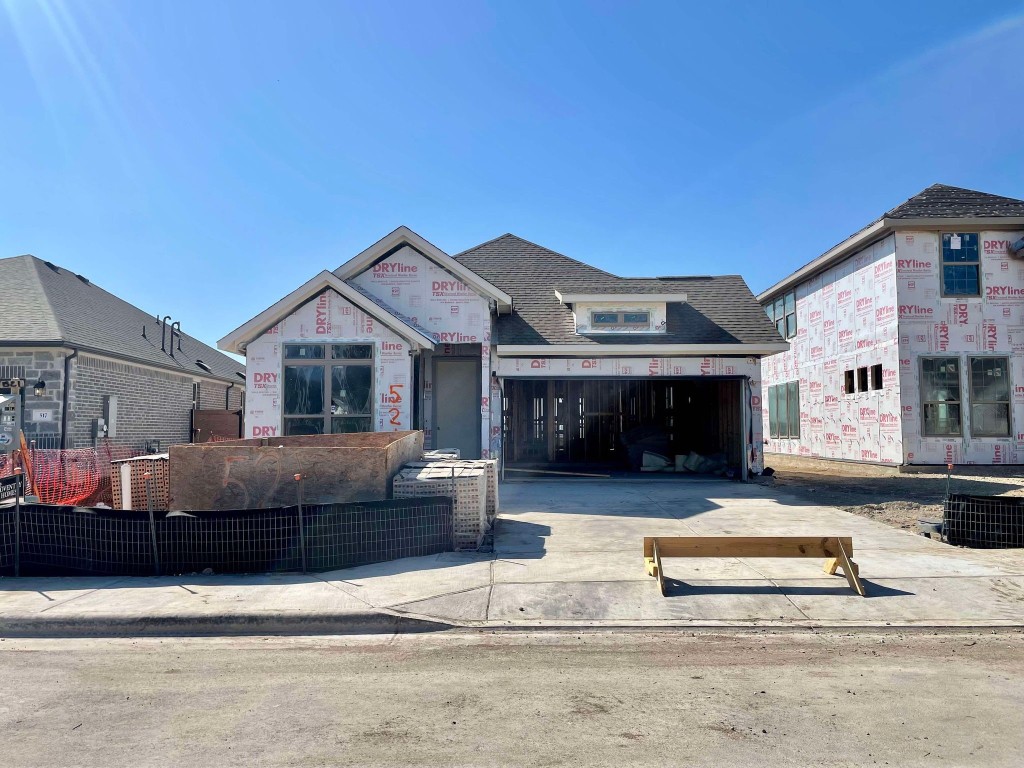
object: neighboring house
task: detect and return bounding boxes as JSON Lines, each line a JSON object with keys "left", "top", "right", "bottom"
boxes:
{"left": 0, "top": 255, "right": 246, "bottom": 451}
{"left": 219, "top": 228, "right": 785, "bottom": 477}
{"left": 758, "top": 184, "right": 1024, "bottom": 467}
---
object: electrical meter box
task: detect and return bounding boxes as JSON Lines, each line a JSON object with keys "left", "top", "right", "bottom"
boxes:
{"left": 0, "top": 391, "right": 21, "bottom": 455}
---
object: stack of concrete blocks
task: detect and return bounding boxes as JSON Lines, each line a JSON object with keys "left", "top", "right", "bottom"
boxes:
{"left": 393, "top": 463, "right": 488, "bottom": 549}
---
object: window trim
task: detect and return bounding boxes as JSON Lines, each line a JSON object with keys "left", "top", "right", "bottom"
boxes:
{"left": 968, "top": 355, "right": 1011, "bottom": 438}
{"left": 282, "top": 342, "right": 375, "bottom": 435}
{"left": 939, "top": 232, "right": 981, "bottom": 299}
{"left": 920, "top": 355, "right": 962, "bottom": 438}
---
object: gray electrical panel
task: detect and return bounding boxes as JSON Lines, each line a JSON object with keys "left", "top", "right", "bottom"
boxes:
{"left": 0, "top": 391, "right": 22, "bottom": 455}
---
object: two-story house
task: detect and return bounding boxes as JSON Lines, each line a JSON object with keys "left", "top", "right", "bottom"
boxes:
{"left": 759, "top": 184, "right": 1024, "bottom": 466}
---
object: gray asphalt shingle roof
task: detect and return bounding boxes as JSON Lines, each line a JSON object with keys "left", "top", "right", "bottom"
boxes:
{"left": 885, "top": 184, "right": 1024, "bottom": 219}
{"left": 0, "top": 255, "right": 245, "bottom": 382}
{"left": 454, "top": 234, "right": 781, "bottom": 347}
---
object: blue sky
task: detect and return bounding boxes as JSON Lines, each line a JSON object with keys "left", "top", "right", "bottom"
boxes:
{"left": 2, "top": 1, "right": 1023, "bottom": 352}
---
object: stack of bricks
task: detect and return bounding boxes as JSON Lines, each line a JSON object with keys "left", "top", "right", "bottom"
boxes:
{"left": 393, "top": 463, "right": 488, "bottom": 549}
{"left": 111, "top": 453, "right": 170, "bottom": 511}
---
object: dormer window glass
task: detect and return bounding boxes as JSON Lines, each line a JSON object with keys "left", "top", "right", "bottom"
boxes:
{"left": 591, "top": 311, "right": 650, "bottom": 327}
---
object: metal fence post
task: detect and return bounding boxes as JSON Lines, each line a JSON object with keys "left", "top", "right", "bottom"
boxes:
{"left": 143, "top": 471, "right": 161, "bottom": 576}
{"left": 13, "top": 467, "right": 22, "bottom": 577}
{"left": 294, "top": 473, "right": 307, "bottom": 573}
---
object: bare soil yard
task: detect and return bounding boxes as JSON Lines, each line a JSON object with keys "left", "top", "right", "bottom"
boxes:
{"left": 758, "top": 466, "right": 1024, "bottom": 531}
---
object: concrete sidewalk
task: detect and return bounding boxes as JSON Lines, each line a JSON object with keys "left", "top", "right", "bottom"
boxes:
{"left": 2, "top": 478, "right": 1023, "bottom": 635}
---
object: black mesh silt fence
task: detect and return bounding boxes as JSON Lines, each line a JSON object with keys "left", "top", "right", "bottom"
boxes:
{"left": 0, "top": 497, "right": 454, "bottom": 577}
{"left": 944, "top": 494, "right": 1024, "bottom": 549}
{"left": 304, "top": 500, "right": 455, "bottom": 570}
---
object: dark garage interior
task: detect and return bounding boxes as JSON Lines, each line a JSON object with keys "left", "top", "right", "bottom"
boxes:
{"left": 501, "top": 377, "right": 744, "bottom": 473}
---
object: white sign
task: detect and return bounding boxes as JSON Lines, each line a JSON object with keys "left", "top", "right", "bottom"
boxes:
{"left": 33, "top": 410, "right": 53, "bottom": 422}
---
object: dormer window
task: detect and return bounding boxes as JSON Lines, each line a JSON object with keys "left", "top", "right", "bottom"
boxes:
{"left": 591, "top": 311, "right": 650, "bottom": 327}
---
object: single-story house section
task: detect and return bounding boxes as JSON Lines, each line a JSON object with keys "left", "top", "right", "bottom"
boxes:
{"left": 219, "top": 228, "right": 786, "bottom": 478}
{"left": 0, "top": 255, "right": 247, "bottom": 451}
{"left": 758, "top": 184, "right": 1024, "bottom": 466}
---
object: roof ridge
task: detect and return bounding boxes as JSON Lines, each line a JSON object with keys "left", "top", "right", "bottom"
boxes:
{"left": 23, "top": 255, "right": 67, "bottom": 341}
{"left": 450, "top": 232, "right": 515, "bottom": 258}
{"left": 455, "top": 233, "right": 617, "bottom": 277}
{"left": 885, "top": 182, "right": 1024, "bottom": 218}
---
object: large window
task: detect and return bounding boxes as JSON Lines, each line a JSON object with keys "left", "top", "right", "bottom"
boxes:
{"left": 921, "top": 357, "right": 961, "bottom": 436}
{"left": 764, "top": 290, "right": 796, "bottom": 339}
{"left": 941, "top": 233, "right": 980, "bottom": 297}
{"left": 969, "top": 357, "right": 1011, "bottom": 437}
{"left": 768, "top": 381, "right": 800, "bottom": 439}
{"left": 283, "top": 343, "right": 373, "bottom": 435}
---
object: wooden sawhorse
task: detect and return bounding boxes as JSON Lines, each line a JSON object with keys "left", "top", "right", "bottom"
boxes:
{"left": 643, "top": 536, "right": 865, "bottom": 597}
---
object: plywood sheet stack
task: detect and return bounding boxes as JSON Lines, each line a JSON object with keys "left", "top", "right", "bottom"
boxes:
{"left": 393, "top": 464, "right": 487, "bottom": 549}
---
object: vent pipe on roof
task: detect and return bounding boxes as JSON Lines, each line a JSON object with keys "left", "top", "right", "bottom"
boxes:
{"left": 161, "top": 316, "right": 172, "bottom": 352}
{"left": 170, "top": 321, "right": 182, "bottom": 358}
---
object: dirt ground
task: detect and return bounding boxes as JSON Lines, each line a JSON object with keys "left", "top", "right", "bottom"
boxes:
{"left": 2, "top": 631, "right": 1023, "bottom": 767}
{"left": 757, "top": 465, "right": 1024, "bottom": 531}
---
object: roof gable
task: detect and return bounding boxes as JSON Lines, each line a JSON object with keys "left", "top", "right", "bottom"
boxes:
{"left": 334, "top": 226, "right": 511, "bottom": 309}
{"left": 218, "top": 271, "right": 436, "bottom": 354}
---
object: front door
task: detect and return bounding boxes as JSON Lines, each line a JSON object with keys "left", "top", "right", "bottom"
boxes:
{"left": 433, "top": 358, "right": 480, "bottom": 459}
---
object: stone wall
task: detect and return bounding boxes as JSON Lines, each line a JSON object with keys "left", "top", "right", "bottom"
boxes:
{"left": 0, "top": 347, "right": 66, "bottom": 446}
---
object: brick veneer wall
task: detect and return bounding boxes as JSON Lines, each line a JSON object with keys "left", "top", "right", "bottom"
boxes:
{"left": 66, "top": 354, "right": 243, "bottom": 450}
{"left": 0, "top": 348, "right": 66, "bottom": 445}
{"left": 196, "top": 380, "right": 244, "bottom": 411}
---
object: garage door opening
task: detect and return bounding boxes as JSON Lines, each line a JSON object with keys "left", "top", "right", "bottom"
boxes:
{"left": 502, "top": 378, "right": 745, "bottom": 474}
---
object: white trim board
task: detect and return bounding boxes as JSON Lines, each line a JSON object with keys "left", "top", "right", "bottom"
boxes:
{"left": 495, "top": 343, "right": 789, "bottom": 357}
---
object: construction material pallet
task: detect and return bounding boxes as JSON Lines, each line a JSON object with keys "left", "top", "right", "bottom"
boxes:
{"left": 406, "top": 458, "right": 499, "bottom": 523}
{"left": 394, "top": 465, "right": 487, "bottom": 549}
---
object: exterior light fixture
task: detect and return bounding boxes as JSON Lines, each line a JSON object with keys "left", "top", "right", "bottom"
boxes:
{"left": 33, "top": 379, "right": 46, "bottom": 397}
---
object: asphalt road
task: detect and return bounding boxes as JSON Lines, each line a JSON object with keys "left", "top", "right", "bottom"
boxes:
{"left": 1, "top": 630, "right": 1021, "bottom": 767}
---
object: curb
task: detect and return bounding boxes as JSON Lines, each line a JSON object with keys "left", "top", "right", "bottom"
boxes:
{"left": 0, "top": 610, "right": 453, "bottom": 638}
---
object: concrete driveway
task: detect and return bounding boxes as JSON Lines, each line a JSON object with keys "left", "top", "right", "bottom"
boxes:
{"left": 385, "top": 478, "right": 1024, "bottom": 627}
{"left": 2, "top": 478, "right": 1022, "bottom": 632}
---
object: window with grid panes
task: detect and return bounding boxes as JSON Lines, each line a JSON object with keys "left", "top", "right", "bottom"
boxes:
{"left": 282, "top": 343, "right": 374, "bottom": 435}
{"left": 941, "top": 233, "right": 980, "bottom": 297}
